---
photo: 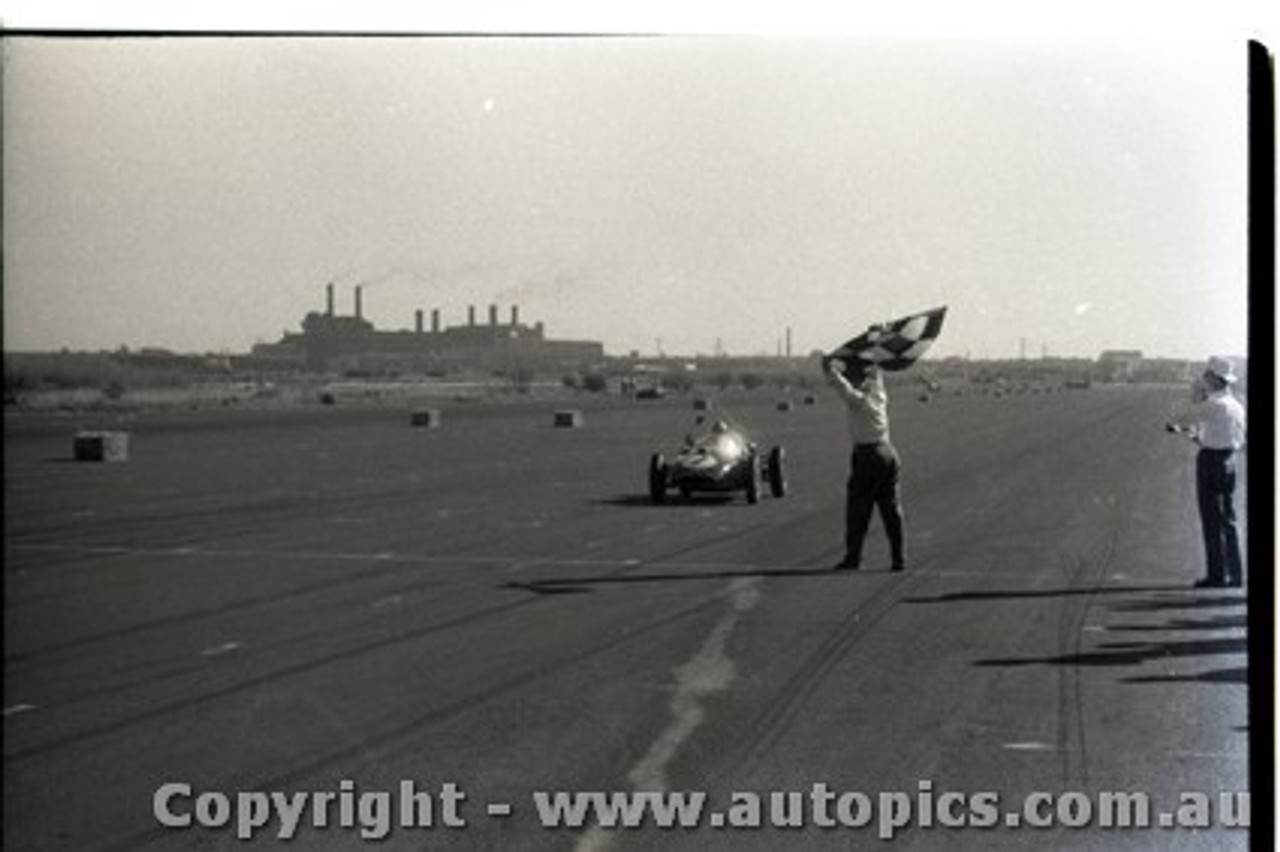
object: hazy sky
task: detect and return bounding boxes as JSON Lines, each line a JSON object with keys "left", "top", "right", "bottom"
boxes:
{"left": 3, "top": 33, "right": 1251, "bottom": 359}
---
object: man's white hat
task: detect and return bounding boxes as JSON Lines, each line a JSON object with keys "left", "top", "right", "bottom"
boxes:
{"left": 1205, "top": 356, "right": 1238, "bottom": 384}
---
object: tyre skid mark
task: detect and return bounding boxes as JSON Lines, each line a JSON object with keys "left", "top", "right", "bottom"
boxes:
{"left": 7, "top": 525, "right": 785, "bottom": 765}
{"left": 575, "top": 578, "right": 762, "bottom": 852}
{"left": 89, "top": 590, "right": 741, "bottom": 852}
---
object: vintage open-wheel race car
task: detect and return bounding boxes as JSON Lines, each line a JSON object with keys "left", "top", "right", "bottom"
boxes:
{"left": 648, "top": 418, "right": 786, "bottom": 504}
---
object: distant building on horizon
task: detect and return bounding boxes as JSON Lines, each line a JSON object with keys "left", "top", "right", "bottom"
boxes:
{"left": 249, "top": 283, "right": 604, "bottom": 374}
{"left": 1095, "top": 349, "right": 1211, "bottom": 385}
{"left": 1097, "top": 349, "right": 1144, "bottom": 382}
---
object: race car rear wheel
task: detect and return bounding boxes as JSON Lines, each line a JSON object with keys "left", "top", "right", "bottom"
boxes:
{"left": 648, "top": 453, "right": 668, "bottom": 503}
{"left": 768, "top": 445, "right": 787, "bottom": 498}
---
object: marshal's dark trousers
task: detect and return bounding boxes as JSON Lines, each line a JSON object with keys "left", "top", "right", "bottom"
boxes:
{"left": 845, "top": 441, "right": 905, "bottom": 567}
{"left": 1196, "top": 448, "right": 1243, "bottom": 584}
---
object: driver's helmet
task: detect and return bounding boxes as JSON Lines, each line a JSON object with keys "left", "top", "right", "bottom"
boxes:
{"left": 711, "top": 419, "right": 729, "bottom": 434}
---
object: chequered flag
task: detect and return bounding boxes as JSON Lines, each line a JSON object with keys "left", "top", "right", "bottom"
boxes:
{"left": 831, "top": 306, "right": 948, "bottom": 371}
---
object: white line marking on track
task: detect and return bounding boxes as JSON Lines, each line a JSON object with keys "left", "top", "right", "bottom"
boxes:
{"left": 3, "top": 704, "right": 37, "bottom": 717}
{"left": 503, "top": 559, "right": 548, "bottom": 573}
{"left": 1001, "top": 741, "right": 1244, "bottom": 760}
{"left": 10, "top": 543, "right": 816, "bottom": 576}
{"left": 502, "top": 520, "right": 546, "bottom": 530}
{"left": 12, "top": 543, "right": 509, "bottom": 567}
{"left": 201, "top": 642, "right": 242, "bottom": 657}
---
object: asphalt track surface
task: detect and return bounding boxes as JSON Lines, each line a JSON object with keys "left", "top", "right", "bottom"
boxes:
{"left": 5, "top": 386, "right": 1250, "bottom": 851}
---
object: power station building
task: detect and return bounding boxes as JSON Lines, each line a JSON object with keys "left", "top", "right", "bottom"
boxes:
{"left": 251, "top": 284, "right": 605, "bottom": 374}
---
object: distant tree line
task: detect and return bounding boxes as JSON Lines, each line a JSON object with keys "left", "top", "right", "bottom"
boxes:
{"left": 4, "top": 350, "right": 227, "bottom": 408}
{"left": 6, "top": 347, "right": 1200, "bottom": 411}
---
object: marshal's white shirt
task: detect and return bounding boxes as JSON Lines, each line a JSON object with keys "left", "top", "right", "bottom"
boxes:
{"left": 1173, "top": 388, "right": 1247, "bottom": 451}
{"left": 826, "top": 364, "right": 891, "bottom": 445}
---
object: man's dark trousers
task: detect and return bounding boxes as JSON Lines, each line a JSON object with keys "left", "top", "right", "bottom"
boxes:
{"left": 846, "top": 441, "right": 905, "bottom": 567}
{"left": 1196, "top": 447, "right": 1243, "bottom": 584}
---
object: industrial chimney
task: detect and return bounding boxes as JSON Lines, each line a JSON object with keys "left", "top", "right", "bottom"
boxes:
{"left": 354, "top": 286, "right": 364, "bottom": 320}
{"left": 489, "top": 305, "right": 498, "bottom": 327}
{"left": 326, "top": 283, "right": 335, "bottom": 317}
{"left": 468, "top": 305, "right": 476, "bottom": 326}
{"left": 415, "top": 310, "right": 424, "bottom": 334}
{"left": 431, "top": 309, "right": 441, "bottom": 334}
{"left": 510, "top": 305, "right": 519, "bottom": 327}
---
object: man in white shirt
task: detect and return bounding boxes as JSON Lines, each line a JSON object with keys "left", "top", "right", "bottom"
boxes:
{"left": 823, "top": 356, "right": 906, "bottom": 571}
{"left": 1167, "top": 356, "right": 1247, "bottom": 588}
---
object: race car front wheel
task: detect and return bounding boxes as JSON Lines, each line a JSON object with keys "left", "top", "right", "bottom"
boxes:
{"left": 745, "top": 453, "right": 761, "bottom": 504}
{"left": 648, "top": 453, "right": 668, "bottom": 504}
{"left": 768, "top": 445, "right": 787, "bottom": 498}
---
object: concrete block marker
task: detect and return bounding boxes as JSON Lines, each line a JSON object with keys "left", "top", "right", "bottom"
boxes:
{"left": 554, "top": 410, "right": 583, "bottom": 428}
{"left": 693, "top": 397, "right": 709, "bottom": 411}
{"left": 803, "top": 393, "right": 818, "bottom": 405}
{"left": 410, "top": 408, "right": 441, "bottom": 428}
{"left": 776, "top": 400, "right": 794, "bottom": 412}
{"left": 74, "top": 431, "right": 129, "bottom": 462}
